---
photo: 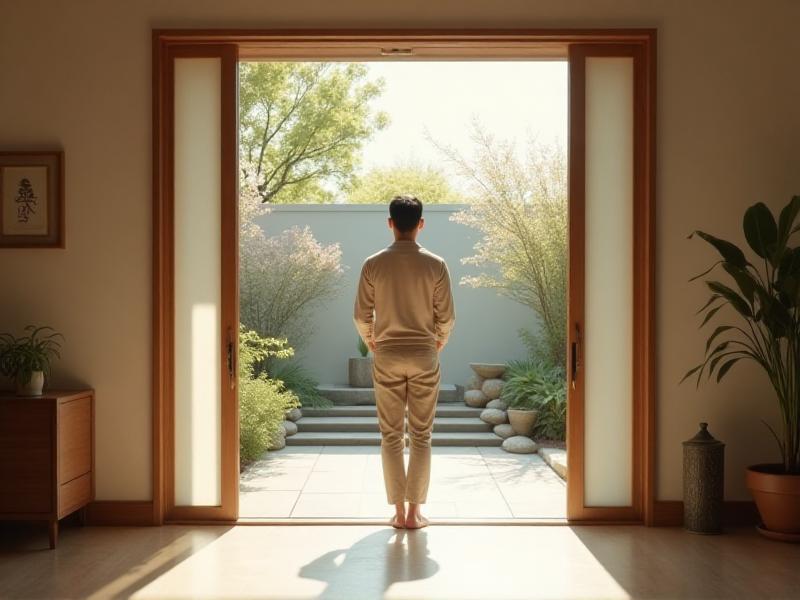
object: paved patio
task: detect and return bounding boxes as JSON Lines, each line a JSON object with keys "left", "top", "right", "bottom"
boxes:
{"left": 240, "top": 446, "right": 566, "bottom": 519}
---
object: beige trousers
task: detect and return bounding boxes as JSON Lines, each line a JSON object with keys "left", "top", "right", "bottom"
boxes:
{"left": 372, "top": 342, "right": 440, "bottom": 504}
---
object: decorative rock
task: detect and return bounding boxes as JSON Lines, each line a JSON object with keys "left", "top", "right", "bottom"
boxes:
{"left": 286, "top": 407, "right": 302, "bottom": 422}
{"left": 469, "top": 363, "right": 507, "bottom": 379}
{"left": 283, "top": 420, "right": 298, "bottom": 436}
{"left": 481, "top": 378, "right": 505, "bottom": 400}
{"left": 493, "top": 423, "right": 515, "bottom": 439}
{"left": 466, "top": 374, "right": 485, "bottom": 391}
{"left": 480, "top": 408, "right": 508, "bottom": 425}
{"left": 502, "top": 436, "right": 538, "bottom": 454}
{"left": 465, "top": 389, "right": 489, "bottom": 408}
{"left": 486, "top": 398, "right": 508, "bottom": 411}
{"left": 268, "top": 431, "right": 286, "bottom": 451}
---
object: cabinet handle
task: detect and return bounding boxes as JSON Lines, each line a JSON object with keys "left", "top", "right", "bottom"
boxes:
{"left": 227, "top": 328, "right": 235, "bottom": 389}
{"left": 571, "top": 323, "right": 581, "bottom": 390}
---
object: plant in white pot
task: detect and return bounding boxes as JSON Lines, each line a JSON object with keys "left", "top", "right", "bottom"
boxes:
{"left": 0, "top": 325, "right": 64, "bottom": 396}
{"left": 682, "top": 195, "right": 800, "bottom": 540}
{"left": 348, "top": 336, "right": 373, "bottom": 388}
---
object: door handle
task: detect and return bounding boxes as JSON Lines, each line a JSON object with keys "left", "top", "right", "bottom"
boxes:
{"left": 571, "top": 323, "right": 581, "bottom": 390}
{"left": 226, "top": 328, "right": 236, "bottom": 389}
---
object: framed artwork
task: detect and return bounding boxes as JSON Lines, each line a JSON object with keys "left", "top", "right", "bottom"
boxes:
{"left": 0, "top": 151, "right": 64, "bottom": 248}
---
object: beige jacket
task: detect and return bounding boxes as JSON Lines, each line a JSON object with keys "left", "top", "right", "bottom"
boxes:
{"left": 353, "top": 239, "right": 456, "bottom": 348}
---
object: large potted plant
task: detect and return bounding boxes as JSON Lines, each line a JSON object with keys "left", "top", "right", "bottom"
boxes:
{"left": 501, "top": 359, "right": 541, "bottom": 437}
{"left": 0, "top": 325, "right": 64, "bottom": 396}
{"left": 348, "top": 337, "right": 373, "bottom": 388}
{"left": 683, "top": 196, "right": 800, "bottom": 540}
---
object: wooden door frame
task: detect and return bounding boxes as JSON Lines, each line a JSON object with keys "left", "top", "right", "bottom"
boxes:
{"left": 152, "top": 28, "right": 656, "bottom": 525}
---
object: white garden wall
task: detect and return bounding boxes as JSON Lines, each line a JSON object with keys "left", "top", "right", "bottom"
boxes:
{"left": 254, "top": 203, "right": 540, "bottom": 386}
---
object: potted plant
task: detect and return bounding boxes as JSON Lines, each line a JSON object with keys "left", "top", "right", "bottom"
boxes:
{"left": 683, "top": 195, "right": 800, "bottom": 540}
{"left": 348, "top": 336, "right": 373, "bottom": 388}
{"left": 500, "top": 359, "right": 542, "bottom": 437}
{"left": 0, "top": 325, "right": 64, "bottom": 396}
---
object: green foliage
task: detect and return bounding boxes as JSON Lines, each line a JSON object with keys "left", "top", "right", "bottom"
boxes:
{"left": 238, "top": 327, "right": 300, "bottom": 464}
{"left": 239, "top": 61, "right": 389, "bottom": 204}
{"left": 0, "top": 325, "right": 63, "bottom": 385}
{"left": 501, "top": 359, "right": 567, "bottom": 440}
{"left": 345, "top": 162, "right": 465, "bottom": 204}
{"left": 357, "top": 336, "right": 369, "bottom": 357}
{"left": 438, "top": 122, "right": 567, "bottom": 368}
{"left": 270, "top": 361, "right": 333, "bottom": 409}
{"left": 683, "top": 196, "right": 800, "bottom": 473}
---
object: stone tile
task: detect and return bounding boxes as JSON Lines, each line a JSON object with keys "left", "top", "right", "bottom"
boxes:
{"left": 291, "top": 493, "right": 364, "bottom": 518}
{"left": 239, "top": 490, "right": 300, "bottom": 518}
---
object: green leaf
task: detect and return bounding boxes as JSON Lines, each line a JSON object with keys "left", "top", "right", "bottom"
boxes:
{"left": 716, "top": 357, "right": 742, "bottom": 382}
{"left": 775, "top": 195, "right": 800, "bottom": 257}
{"left": 707, "top": 280, "right": 753, "bottom": 318}
{"left": 743, "top": 202, "right": 778, "bottom": 262}
{"left": 721, "top": 262, "right": 757, "bottom": 304}
{"left": 688, "top": 231, "right": 747, "bottom": 268}
{"left": 695, "top": 294, "right": 721, "bottom": 315}
{"left": 680, "top": 363, "right": 703, "bottom": 385}
{"left": 704, "top": 326, "right": 734, "bottom": 355}
{"left": 700, "top": 304, "right": 723, "bottom": 327}
{"left": 689, "top": 260, "right": 722, "bottom": 282}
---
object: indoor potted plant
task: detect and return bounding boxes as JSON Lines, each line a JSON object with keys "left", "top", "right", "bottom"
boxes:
{"left": 348, "top": 336, "right": 373, "bottom": 388}
{"left": 682, "top": 196, "right": 800, "bottom": 540}
{"left": 0, "top": 325, "right": 64, "bottom": 396}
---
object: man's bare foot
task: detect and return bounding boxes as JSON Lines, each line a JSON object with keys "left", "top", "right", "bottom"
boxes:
{"left": 389, "top": 513, "right": 406, "bottom": 528}
{"left": 405, "top": 512, "right": 430, "bottom": 529}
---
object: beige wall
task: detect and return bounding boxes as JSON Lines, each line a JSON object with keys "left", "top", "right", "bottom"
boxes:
{"left": 1, "top": 0, "right": 798, "bottom": 502}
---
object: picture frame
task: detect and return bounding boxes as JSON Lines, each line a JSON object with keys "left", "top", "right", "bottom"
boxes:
{"left": 0, "top": 151, "right": 64, "bottom": 248}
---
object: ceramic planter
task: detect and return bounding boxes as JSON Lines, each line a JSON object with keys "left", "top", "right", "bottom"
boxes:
{"left": 746, "top": 464, "right": 800, "bottom": 541}
{"left": 16, "top": 370, "right": 44, "bottom": 396}
{"left": 507, "top": 408, "right": 538, "bottom": 437}
{"left": 348, "top": 356, "right": 373, "bottom": 388}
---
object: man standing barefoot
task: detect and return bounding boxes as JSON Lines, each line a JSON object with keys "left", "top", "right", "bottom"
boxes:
{"left": 353, "top": 195, "right": 456, "bottom": 529}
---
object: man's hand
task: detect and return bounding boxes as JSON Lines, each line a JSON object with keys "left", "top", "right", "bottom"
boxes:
{"left": 368, "top": 340, "right": 377, "bottom": 352}
{"left": 436, "top": 340, "right": 444, "bottom": 352}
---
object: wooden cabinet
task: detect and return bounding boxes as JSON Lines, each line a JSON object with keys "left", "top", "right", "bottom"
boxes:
{"left": 0, "top": 390, "right": 94, "bottom": 548}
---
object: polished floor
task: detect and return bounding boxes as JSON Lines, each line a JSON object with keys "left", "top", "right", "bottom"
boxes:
{"left": 239, "top": 445, "right": 566, "bottom": 519}
{"left": 1, "top": 523, "right": 799, "bottom": 599}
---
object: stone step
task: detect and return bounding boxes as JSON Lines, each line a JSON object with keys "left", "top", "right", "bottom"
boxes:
{"left": 317, "top": 383, "right": 462, "bottom": 405}
{"left": 297, "top": 416, "right": 492, "bottom": 433}
{"left": 301, "top": 404, "right": 483, "bottom": 418}
{"left": 285, "top": 431, "right": 503, "bottom": 446}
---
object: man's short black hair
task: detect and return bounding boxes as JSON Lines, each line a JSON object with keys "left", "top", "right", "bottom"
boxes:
{"left": 389, "top": 195, "right": 423, "bottom": 232}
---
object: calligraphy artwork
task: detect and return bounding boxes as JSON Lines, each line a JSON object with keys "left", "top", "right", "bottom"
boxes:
{"left": 2, "top": 166, "right": 49, "bottom": 236}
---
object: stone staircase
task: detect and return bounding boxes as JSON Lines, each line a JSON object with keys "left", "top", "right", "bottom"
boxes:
{"left": 287, "top": 384, "right": 503, "bottom": 447}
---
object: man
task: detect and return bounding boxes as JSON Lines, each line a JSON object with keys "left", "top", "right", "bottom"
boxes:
{"left": 353, "top": 195, "right": 456, "bottom": 530}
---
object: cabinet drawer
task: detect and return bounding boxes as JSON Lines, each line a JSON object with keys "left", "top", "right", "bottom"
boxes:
{"left": 58, "top": 396, "right": 92, "bottom": 484}
{"left": 59, "top": 472, "right": 92, "bottom": 517}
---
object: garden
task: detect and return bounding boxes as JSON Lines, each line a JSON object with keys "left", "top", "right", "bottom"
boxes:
{"left": 235, "top": 61, "right": 569, "bottom": 472}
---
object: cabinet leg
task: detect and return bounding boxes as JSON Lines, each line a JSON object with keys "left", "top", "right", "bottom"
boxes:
{"left": 48, "top": 519, "right": 58, "bottom": 549}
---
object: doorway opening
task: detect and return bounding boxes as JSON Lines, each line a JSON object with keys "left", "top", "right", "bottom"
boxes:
{"left": 236, "top": 59, "right": 569, "bottom": 520}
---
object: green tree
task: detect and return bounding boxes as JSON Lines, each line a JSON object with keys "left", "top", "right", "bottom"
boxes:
{"left": 434, "top": 122, "right": 568, "bottom": 368}
{"left": 346, "top": 162, "right": 465, "bottom": 204}
{"left": 239, "top": 62, "right": 389, "bottom": 203}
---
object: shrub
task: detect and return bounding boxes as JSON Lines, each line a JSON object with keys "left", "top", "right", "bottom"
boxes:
{"left": 239, "top": 173, "right": 345, "bottom": 352}
{"left": 501, "top": 358, "right": 567, "bottom": 440}
{"left": 238, "top": 327, "right": 301, "bottom": 464}
{"left": 270, "top": 360, "right": 333, "bottom": 409}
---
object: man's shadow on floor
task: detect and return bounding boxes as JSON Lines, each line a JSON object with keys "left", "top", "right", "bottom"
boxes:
{"left": 299, "top": 528, "right": 439, "bottom": 600}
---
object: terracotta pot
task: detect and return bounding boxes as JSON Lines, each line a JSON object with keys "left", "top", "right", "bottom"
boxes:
{"left": 745, "top": 463, "right": 800, "bottom": 536}
{"left": 16, "top": 371, "right": 44, "bottom": 396}
{"left": 507, "top": 408, "right": 538, "bottom": 437}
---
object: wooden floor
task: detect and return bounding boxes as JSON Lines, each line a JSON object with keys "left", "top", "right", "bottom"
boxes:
{"left": 1, "top": 521, "right": 798, "bottom": 599}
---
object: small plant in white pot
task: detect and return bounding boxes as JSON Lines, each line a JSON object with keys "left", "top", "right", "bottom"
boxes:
{"left": 0, "top": 325, "right": 64, "bottom": 396}
{"left": 348, "top": 337, "right": 373, "bottom": 388}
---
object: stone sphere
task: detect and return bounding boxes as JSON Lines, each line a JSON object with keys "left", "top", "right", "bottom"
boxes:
{"left": 502, "top": 436, "right": 538, "bottom": 454}
{"left": 480, "top": 408, "right": 508, "bottom": 425}
{"left": 481, "top": 378, "right": 505, "bottom": 400}
{"left": 493, "top": 423, "right": 515, "bottom": 439}
{"left": 268, "top": 430, "right": 286, "bottom": 451}
{"left": 286, "top": 407, "right": 302, "bottom": 422}
{"left": 465, "top": 389, "right": 489, "bottom": 408}
{"left": 283, "top": 420, "right": 298, "bottom": 436}
{"left": 466, "top": 374, "right": 485, "bottom": 391}
{"left": 486, "top": 398, "right": 508, "bottom": 411}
